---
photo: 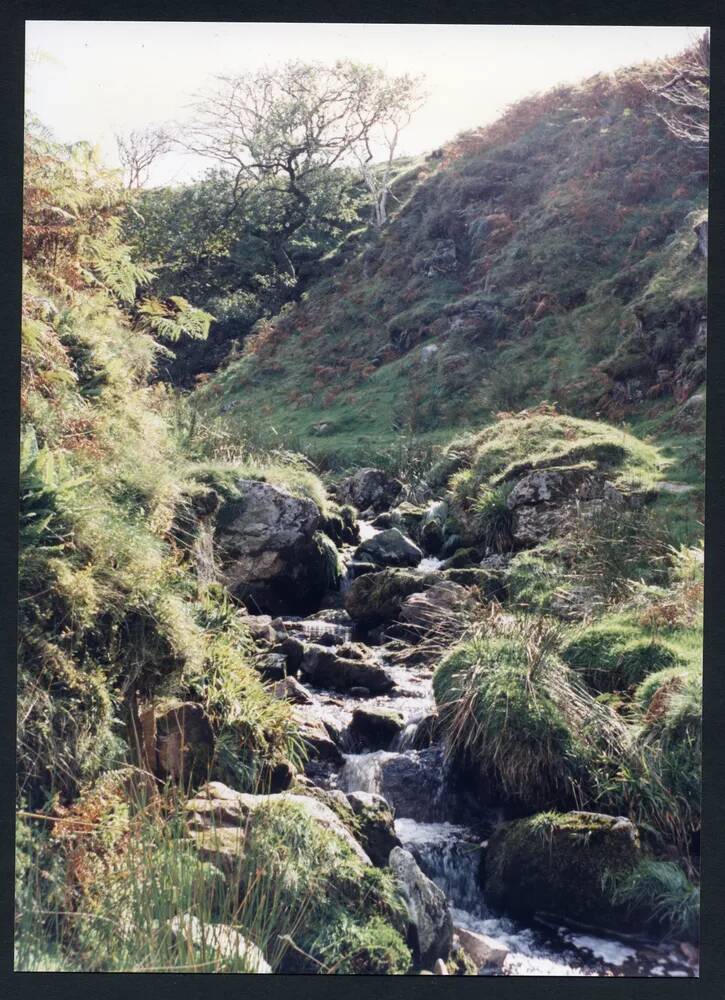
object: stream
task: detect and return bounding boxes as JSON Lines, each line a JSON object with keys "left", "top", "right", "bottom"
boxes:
{"left": 281, "top": 521, "right": 697, "bottom": 977}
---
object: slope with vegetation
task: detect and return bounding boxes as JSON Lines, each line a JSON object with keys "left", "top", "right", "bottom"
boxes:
{"left": 194, "top": 53, "right": 706, "bottom": 486}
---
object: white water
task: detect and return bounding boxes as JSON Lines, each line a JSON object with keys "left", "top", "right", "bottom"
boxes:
{"left": 418, "top": 555, "right": 444, "bottom": 573}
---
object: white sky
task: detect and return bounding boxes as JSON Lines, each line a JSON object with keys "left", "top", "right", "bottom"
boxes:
{"left": 26, "top": 21, "right": 707, "bottom": 187}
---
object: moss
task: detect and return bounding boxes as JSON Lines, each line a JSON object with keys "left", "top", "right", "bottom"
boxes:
{"left": 505, "top": 548, "right": 568, "bottom": 613}
{"left": 242, "top": 799, "right": 411, "bottom": 974}
{"left": 561, "top": 622, "right": 684, "bottom": 693}
{"left": 484, "top": 811, "right": 641, "bottom": 930}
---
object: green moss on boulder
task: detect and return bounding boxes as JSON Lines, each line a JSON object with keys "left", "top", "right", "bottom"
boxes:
{"left": 345, "top": 568, "right": 429, "bottom": 626}
{"left": 484, "top": 811, "right": 641, "bottom": 931}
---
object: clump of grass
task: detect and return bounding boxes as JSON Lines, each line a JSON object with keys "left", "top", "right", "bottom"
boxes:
{"left": 604, "top": 860, "right": 699, "bottom": 942}
{"left": 432, "top": 615, "right": 627, "bottom": 809}
{"left": 561, "top": 620, "right": 684, "bottom": 693}
{"left": 505, "top": 547, "right": 571, "bottom": 614}
{"left": 470, "top": 484, "right": 515, "bottom": 552}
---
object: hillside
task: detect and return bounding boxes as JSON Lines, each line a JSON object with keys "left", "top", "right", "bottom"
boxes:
{"left": 194, "top": 60, "right": 707, "bottom": 490}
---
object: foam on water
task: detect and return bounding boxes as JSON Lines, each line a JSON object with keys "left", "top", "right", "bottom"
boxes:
{"left": 418, "top": 555, "right": 444, "bottom": 572}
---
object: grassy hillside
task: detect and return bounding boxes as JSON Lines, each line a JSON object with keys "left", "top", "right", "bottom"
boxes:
{"left": 194, "top": 58, "right": 707, "bottom": 488}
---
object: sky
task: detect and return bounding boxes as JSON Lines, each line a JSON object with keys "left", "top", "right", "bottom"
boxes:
{"left": 25, "top": 21, "right": 707, "bottom": 187}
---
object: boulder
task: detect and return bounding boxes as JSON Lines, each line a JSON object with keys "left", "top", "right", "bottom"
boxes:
{"left": 390, "top": 502, "right": 427, "bottom": 538}
{"left": 275, "top": 634, "right": 305, "bottom": 672}
{"left": 336, "top": 468, "right": 403, "bottom": 514}
{"left": 511, "top": 505, "right": 565, "bottom": 547}
{"left": 140, "top": 701, "right": 213, "bottom": 787}
{"left": 346, "top": 790, "right": 401, "bottom": 866}
{"left": 242, "top": 614, "right": 277, "bottom": 644}
{"left": 484, "top": 811, "right": 641, "bottom": 932}
{"left": 272, "top": 675, "right": 313, "bottom": 705}
{"left": 355, "top": 528, "right": 423, "bottom": 568}
{"left": 419, "top": 501, "right": 449, "bottom": 556}
{"left": 259, "top": 652, "right": 288, "bottom": 680}
{"left": 345, "top": 569, "right": 429, "bottom": 626}
{"left": 389, "top": 847, "right": 454, "bottom": 968}
{"left": 371, "top": 511, "right": 393, "bottom": 529}
{"left": 293, "top": 712, "right": 344, "bottom": 765}
{"left": 168, "top": 913, "right": 271, "bottom": 973}
{"left": 350, "top": 706, "right": 405, "bottom": 750}
{"left": 187, "top": 783, "right": 371, "bottom": 866}
{"left": 300, "top": 643, "right": 395, "bottom": 694}
{"left": 214, "top": 480, "right": 338, "bottom": 614}
{"left": 398, "top": 581, "right": 471, "bottom": 630}
{"left": 454, "top": 926, "right": 508, "bottom": 975}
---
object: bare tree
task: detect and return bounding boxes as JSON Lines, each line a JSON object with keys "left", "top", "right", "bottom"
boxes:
{"left": 115, "top": 126, "right": 173, "bottom": 189}
{"left": 184, "top": 61, "right": 424, "bottom": 239}
{"left": 647, "top": 32, "right": 709, "bottom": 148}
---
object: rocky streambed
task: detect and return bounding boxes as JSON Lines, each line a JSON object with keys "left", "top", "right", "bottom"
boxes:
{"left": 248, "top": 513, "right": 697, "bottom": 977}
{"left": 175, "top": 464, "right": 699, "bottom": 976}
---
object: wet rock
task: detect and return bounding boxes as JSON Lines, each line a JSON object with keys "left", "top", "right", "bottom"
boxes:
{"left": 484, "top": 811, "right": 642, "bottom": 932}
{"left": 335, "top": 641, "right": 367, "bottom": 660}
{"left": 355, "top": 527, "right": 423, "bottom": 568}
{"left": 266, "top": 759, "right": 295, "bottom": 792}
{"left": 306, "top": 609, "right": 354, "bottom": 626}
{"left": 294, "top": 713, "right": 344, "bottom": 765}
{"left": 350, "top": 706, "right": 405, "bottom": 750}
{"left": 300, "top": 642, "right": 395, "bottom": 693}
{"left": 214, "top": 480, "right": 339, "bottom": 614}
{"left": 348, "top": 686, "right": 371, "bottom": 697}
{"left": 391, "top": 501, "right": 427, "bottom": 538}
{"left": 345, "top": 568, "right": 428, "bottom": 626}
{"left": 454, "top": 925, "right": 508, "bottom": 974}
{"left": 389, "top": 847, "right": 454, "bottom": 968}
{"left": 259, "top": 652, "right": 288, "bottom": 680}
{"left": 336, "top": 468, "right": 403, "bottom": 514}
{"left": 354, "top": 747, "right": 450, "bottom": 821}
{"left": 347, "top": 790, "right": 401, "bottom": 866}
{"left": 433, "top": 958, "right": 449, "bottom": 975}
{"left": 276, "top": 634, "right": 305, "bottom": 671}
{"left": 141, "top": 701, "right": 213, "bottom": 787}
{"left": 272, "top": 675, "right": 313, "bottom": 705}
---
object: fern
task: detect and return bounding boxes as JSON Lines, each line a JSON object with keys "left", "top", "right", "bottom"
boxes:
{"left": 136, "top": 296, "right": 214, "bottom": 341}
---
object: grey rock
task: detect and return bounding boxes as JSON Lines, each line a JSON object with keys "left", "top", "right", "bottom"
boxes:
{"left": 169, "top": 911, "right": 273, "bottom": 970}
{"left": 336, "top": 468, "right": 403, "bottom": 514}
{"left": 346, "top": 790, "right": 401, "bottom": 866}
{"left": 389, "top": 847, "right": 454, "bottom": 968}
{"left": 300, "top": 642, "right": 395, "bottom": 693}
{"left": 355, "top": 528, "right": 423, "bottom": 568}
{"left": 272, "top": 675, "right": 313, "bottom": 705}
{"left": 454, "top": 925, "right": 508, "bottom": 974}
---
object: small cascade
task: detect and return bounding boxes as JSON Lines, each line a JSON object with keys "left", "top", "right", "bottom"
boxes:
{"left": 289, "top": 619, "right": 352, "bottom": 643}
{"left": 338, "top": 750, "right": 396, "bottom": 796}
{"left": 418, "top": 555, "right": 444, "bottom": 573}
{"left": 395, "top": 818, "right": 485, "bottom": 914}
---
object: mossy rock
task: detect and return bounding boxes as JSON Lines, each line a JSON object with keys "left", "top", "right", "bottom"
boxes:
{"left": 484, "top": 811, "right": 641, "bottom": 932}
{"left": 344, "top": 568, "right": 429, "bottom": 626}
{"left": 561, "top": 623, "right": 684, "bottom": 693}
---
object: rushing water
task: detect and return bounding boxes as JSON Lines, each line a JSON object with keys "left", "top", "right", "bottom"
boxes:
{"left": 287, "top": 520, "right": 698, "bottom": 978}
